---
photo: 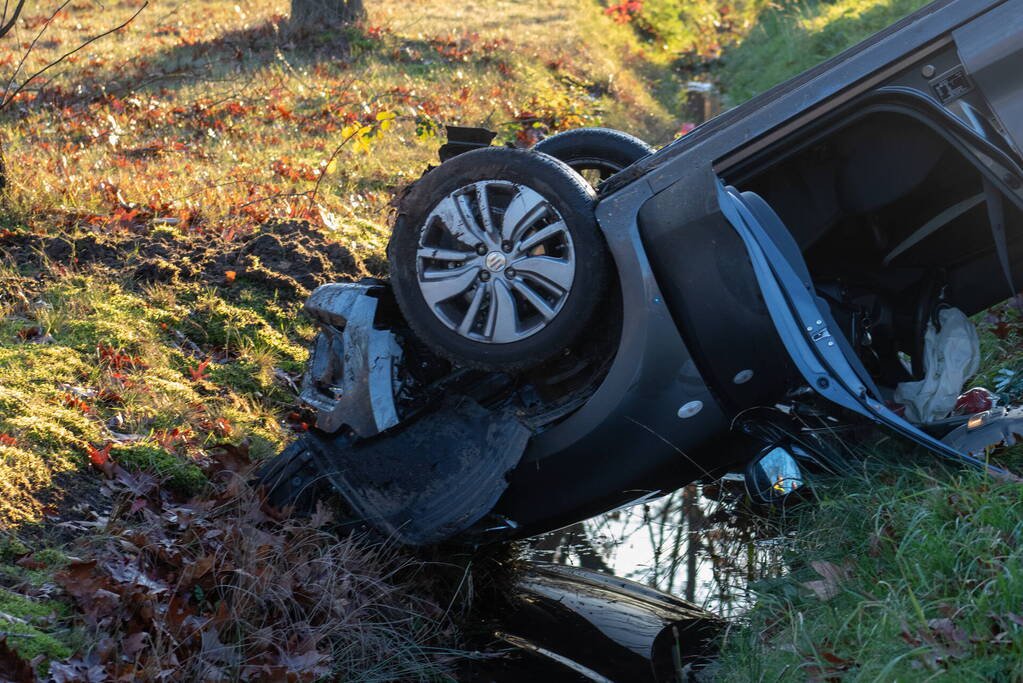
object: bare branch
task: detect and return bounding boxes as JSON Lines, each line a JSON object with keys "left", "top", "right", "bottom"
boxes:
{"left": 4, "top": 0, "right": 71, "bottom": 107}
{"left": 0, "top": 0, "right": 26, "bottom": 41}
{"left": 2, "top": 1, "right": 149, "bottom": 110}
{"left": 234, "top": 190, "right": 314, "bottom": 210}
{"left": 310, "top": 128, "right": 363, "bottom": 204}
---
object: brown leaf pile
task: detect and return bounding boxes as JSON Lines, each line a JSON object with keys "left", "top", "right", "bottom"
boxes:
{"left": 8, "top": 446, "right": 457, "bottom": 681}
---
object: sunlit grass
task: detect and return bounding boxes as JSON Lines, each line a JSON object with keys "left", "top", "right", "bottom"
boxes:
{"left": 0, "top": 0, "right": 683, "bottom": 249}
{"left": 718, "top": 0, "right": 932, "bottom": 105}
{"left": 714, "top": 460, "right": 1023, "bottom": 681}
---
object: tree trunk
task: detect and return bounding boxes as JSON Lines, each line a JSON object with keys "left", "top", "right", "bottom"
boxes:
{"left": 290, "top": 0, "right": 366, "bottom": 28}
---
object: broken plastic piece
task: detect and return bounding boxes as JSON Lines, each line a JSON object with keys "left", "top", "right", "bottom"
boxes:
{"left": 300, "top": 282, "right": 402, "bottom": 437}
{"left": 953, "top": 387, "right": 997, "bottom": 416}
{"left": 266, "top": 396, "right": 530, "bottom": 546}
{"left": 942, "top": 407, "right": 1023, "bottom": 455}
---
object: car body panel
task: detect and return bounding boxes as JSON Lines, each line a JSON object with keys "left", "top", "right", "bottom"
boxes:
{"left": 493, "top": 182, "right": 733, "bottom": 534}
{"left": 459, "top": 563, "right": 721, "bottom": 683}
{"left": 953, "top": 0, "right": 1023, "bottom": 154}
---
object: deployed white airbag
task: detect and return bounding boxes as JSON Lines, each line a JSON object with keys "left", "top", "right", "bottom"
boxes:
{"left": 894, "top": 307, "right": 980, "bottom": 423}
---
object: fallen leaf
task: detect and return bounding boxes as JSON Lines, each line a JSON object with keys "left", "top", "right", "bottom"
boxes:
{"left": 802, "top": 579, "right": 841, "bottom": 601}
{"left": 802, "top": 561, "right": 850, "bottom": 600}
{"left": 87, "top": 443, "right": 113, "bottom": 468}
{"left": 180, "top": 555, "right": 215, "bottom": 587}
{"left": 188, "top": 358, "right": 211, "bottom": 382}
{"left": 1006, "top": 612, "right": 1023, "bottom": 628}
{"left": 0, "top": 637, "right": 37, "bottom": 683}
{"left": 310, "top": 501, "right": 333, "bottom": 529}
{"left": 121, "top": 631, "right": 148, "bottom": 657}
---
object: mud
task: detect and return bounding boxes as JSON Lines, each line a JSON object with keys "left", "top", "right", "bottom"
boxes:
{"left": 0, "top": 220, "right": 381, "bottom": 296}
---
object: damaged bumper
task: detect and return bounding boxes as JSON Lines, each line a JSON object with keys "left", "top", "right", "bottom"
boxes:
{"left": 263, "top": 282, "right": 530, "bottom": 546}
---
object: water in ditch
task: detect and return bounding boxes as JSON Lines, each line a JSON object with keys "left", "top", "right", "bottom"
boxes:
{"left": 525, "top": 477, "right": 792, "bottom": 618}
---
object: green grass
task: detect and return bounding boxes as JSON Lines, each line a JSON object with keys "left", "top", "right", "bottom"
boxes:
{"left": 719, "top": 0, "right": 932, "bottom": 104}
{"left": 714, "top": 462, "right": 1023, "bottom": 680}
{"left": 0, "top": 542, "right": 76, "bottom": 661}
{"left": 0, "top": 587, "right": 73, "bottom": 661}
{"left": 0, "top": 270, "right": 304, "bottom": 522}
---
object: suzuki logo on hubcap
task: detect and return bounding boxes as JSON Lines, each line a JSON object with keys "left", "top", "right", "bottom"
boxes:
{"left": 484, "top": 251, "right": 507, "bottom": 272}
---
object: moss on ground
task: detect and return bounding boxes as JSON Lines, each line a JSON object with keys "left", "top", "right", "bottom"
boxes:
{"left": 111, "top": 443, "right": 206, "bottom": 495}
{"left": 0, "top": 272, "right": 297, "bottom": 526}
{"left": 0, "top": 588, "right": 72, "bottom": 661}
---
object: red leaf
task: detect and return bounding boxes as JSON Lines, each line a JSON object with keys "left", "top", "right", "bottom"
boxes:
{"left": 87, "top": 443, "right": 113, "bottom": 468}
{"left": 188, "top": 358, "right": 211, "bottom": 382}
{"left": 821, "top": 651, "right": 850, "bottom": 666}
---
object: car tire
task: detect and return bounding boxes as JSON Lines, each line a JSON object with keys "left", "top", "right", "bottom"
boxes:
{"left": 532, "top": 127, "right": 654, "bottom": 183}
{"left": 388, "top": 147, "right": 608, "bottom": 372}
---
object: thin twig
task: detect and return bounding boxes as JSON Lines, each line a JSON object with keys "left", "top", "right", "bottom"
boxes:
{"left": 234, "top": 190, "right": 313, "bottom": 210}
{"left": 2, "top": 1, "right": 149, "bottom": 110}
{"left": 172, "top": 178, "right": 256, "bottom": 203}
{"left": 310, "top": 127, "right": 367, "bottom": 203}
{"left": 3, "top": 0, "right": 69, "bottom": 105}
{"left": 0, "top": 0, "right": 25, "bottom": 39}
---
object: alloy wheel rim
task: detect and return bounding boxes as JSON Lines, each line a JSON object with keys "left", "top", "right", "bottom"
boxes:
{"left": 415, "top": 180, "right": 576, "bottom": 344}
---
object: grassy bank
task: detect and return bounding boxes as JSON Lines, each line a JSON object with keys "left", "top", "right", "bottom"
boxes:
{"left": 624, "top": 0, "right": 932, "bottom": 105}
{"left": 714, "top": 461, "right": 1023, "bottom": 680}
{"left": 718, "top": 0, "right": 932, "bottom": 104}
{"left": 713, "top": 308, "right": 1023, "bottom": 680}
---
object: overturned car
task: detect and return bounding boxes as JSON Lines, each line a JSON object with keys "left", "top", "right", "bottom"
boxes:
{"left": 263, "top": 0, "right": 1023, "bottom": 547}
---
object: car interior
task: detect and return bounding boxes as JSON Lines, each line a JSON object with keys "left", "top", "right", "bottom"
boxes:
{"left": 727, "top": 110, "right": 1023, "bottom": 407}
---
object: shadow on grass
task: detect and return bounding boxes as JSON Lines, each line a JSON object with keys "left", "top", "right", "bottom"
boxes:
{"left": 49, "top": 17, "right": 507, "bottom": 105}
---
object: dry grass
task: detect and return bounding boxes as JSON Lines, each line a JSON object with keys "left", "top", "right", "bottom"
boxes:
{"left": 0, "top": 2, "right": 688, "bottom": 675}
{"left": 0, "top": 0, "right": 682, "bottom": 261}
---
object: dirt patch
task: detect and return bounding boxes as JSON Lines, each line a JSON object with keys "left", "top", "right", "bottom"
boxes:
{"left": 21, "top": 469, "right": 111, "bottom": 547}
{"left": 1, "top": 220, "right": 378, "bottom": 296}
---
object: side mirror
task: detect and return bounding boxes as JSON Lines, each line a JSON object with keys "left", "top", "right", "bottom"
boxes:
{"left": 745, "top": 445, "right": 806, "bottom": 505}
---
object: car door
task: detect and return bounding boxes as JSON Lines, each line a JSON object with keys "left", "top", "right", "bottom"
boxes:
{"left": 715, "top": 181, "right": 1000, "bottom": 470}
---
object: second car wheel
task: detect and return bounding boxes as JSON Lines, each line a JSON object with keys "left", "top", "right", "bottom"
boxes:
{"left": 532, "top": 127, "right": 654, "bottom": 185}
{"left": 387, "top": 147, "right": 608, "bottom": 372}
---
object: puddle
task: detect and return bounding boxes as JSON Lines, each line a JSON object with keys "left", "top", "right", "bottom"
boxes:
{"left": 527, "top": 477, "right": 791, "bottom": 618}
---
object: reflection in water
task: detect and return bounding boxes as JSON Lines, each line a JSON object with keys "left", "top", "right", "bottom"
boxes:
{"left": 528, "top": 479, "right": 791, "bottom": 618}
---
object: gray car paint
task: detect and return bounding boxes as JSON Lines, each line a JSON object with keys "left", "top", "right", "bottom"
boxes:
{"left": 953, "top": 0, "right": 1023, "bottom": 155}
